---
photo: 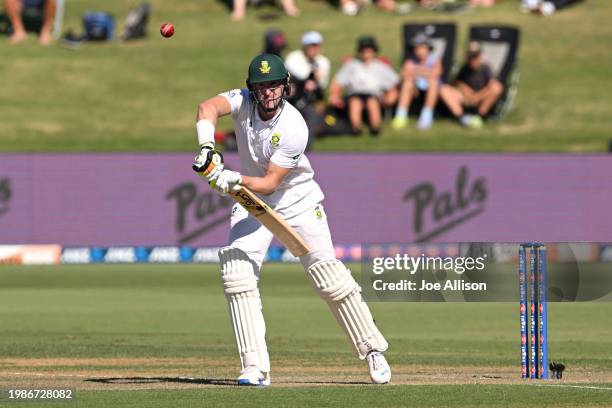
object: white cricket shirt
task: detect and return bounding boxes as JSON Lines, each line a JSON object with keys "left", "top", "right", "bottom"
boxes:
{"left": 220, "top": 88, "right": 324, "bottom": 217}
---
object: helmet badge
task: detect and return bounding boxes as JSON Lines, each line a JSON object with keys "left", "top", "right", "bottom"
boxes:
{"left": 259, "top": 61, "right": 271, "bottom": 74}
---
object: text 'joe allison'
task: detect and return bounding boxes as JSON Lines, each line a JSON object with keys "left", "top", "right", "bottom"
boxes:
{"left": 370, "top": 254, "right": 488, "bottom": 292}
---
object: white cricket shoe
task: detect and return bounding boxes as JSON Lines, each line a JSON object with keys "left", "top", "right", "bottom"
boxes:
{"left": 366, "top": 351, "right": 391, "bottom": 384}
{"left": 237, "top": 366, "right": 271, "bottom": 386}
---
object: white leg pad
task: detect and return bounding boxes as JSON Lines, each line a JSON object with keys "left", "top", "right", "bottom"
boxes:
{"left": 219, "top": 247, "right": 270, "bottom": 373}
{"left": 307, "top": 260, "right": 388, "bottom": 359}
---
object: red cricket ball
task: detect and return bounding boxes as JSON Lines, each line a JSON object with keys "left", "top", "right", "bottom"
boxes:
{"left": 160, "top": 23, "right": 174, "bottom": 38}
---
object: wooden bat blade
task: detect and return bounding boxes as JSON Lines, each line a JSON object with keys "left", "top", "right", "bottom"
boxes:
{"left": 230, "top": 187, "right": 311, "bottom": 257}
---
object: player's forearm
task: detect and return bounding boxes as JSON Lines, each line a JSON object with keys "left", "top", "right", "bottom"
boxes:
{"left": 196, "top": 95, "right": 232, "bottom": 147}
{"left": 197, "top": 101, "right": 220, "bottom": 125}
{"left": 240, "top": 175, "right": 280, "bottom": 196}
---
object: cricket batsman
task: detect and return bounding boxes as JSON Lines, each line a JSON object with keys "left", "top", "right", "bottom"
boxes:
{"left": 192, "top": 53, "right": 390, "bottom": 386}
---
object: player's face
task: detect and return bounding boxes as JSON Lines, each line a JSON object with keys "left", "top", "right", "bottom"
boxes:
{"left": 252, "top": 80, "right": 285, "bottom": 111}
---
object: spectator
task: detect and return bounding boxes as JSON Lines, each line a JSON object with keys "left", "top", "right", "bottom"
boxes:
{"left": 231, "top": 0, "right": 299, "bottom": 21}
{"left": 391, "top": 33, "right": 443, "bottom": 130}
{"left": 4, "top": 0, "right": 56, "bottom": 45}
{"left": 441, "top": 41, "right": 504, "bottom": 126}
{"left": 375, "top": 0, "right": 396, "bottom": 11}
{"left": 376, "top": 0, "right": 412, "bottom": 13}
{"left": 470, "top": 0, "right": 495, "bottom": 6}
{"left": 263, "top": 29, "right": 287, "bottom": 57}
{"left": 418, "top": 0, "right": 493, "bottom": 9}
{"left": 522, "top": 0, "right": 581, "bottom": 16}
{"left": 339, "top": 0, "right": 410, "bottom": 15}
{"left": 285, "top": 31, "right": 330, "bottom": 101}
{"left": 339, "top": 0, "right": 365, "bottom": 16}
{"left": 285, "top": 31, "right": 331, "bottom": 148}
{"left": 328, "top": 35, "right": 399, "bottom": 136}
{"left": 418, "top": 0, "right": 440, "bottom": 8}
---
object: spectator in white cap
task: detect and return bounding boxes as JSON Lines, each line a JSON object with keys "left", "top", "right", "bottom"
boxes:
{"left": 285, "top": 31, "right": 331, "bottom": 148}
{"left": 285, "top": 31, "right": 331, "bottom": 93}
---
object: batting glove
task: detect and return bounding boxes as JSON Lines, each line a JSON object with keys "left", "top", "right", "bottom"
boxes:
{"left": 192, "top": 144, "right": 224, "bottom": 183}
{"left": 214, "top": 169, "right": 242, "bottom": 195}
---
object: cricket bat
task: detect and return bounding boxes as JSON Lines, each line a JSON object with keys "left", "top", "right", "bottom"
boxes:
{"left": 194, "top": 150, "right": 310, "bottom": 257}
{"left": 228, "top": 186, "right": 311, "bottom": 257}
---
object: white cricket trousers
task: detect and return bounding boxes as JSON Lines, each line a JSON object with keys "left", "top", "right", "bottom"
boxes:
{"left": 228, "top": 201, "right": 336, "bottom": 275}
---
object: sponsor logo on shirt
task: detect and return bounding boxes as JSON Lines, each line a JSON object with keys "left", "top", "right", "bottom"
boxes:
{"left": 314, "top": 205, "right": 323, "bottom": 220}
{"left": 270, "top": 133, "right": 281, "bottom": 148}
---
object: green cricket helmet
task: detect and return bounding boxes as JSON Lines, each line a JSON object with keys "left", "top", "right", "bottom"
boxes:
{"left": 246, "top": 53, "right": 290, "bottom": 112}
{"left": 247, "top": 53, "right": 289, "bottom": 85}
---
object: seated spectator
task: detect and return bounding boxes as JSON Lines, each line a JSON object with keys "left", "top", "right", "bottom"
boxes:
{"left": 418, "top": 0, "right": 439, "bottom": 8}
{"left": 470, "top": 0, "right": 495, "bottom": 6}
{"left": 338, "top": 0, "right": 364, "bottom": 16}
{"left": 328, "top": 36, "right": 399, "bottom": 136}
{"left": 522, "top": 0, "right": 581, "bottom": 16}
{"left": 231, "top": 0, "right": 299, "bottom": 21}
{"left": 377, "top": 0, "right": 412, "bottom": 13}
{"left": 286, "top": 31, "right": 330, "bottom": 106}
{"left": 339, "top": 0, "right": 410, "bottom": 15}
{"left": 419, "top": 0, "right": 492, "bottom": 9}
{"left": 440, "top": 41, "right": 504, "bottom": 126}
{"left": 392, "top": 33, "right": 443, "bottom": 130}
{"left": 263, "top": 29, "right": 287, "bottom": 57}
{"left": 4, "top": 0, "right": 56, "bottom": 45}
{"left": 285, "top": 31, "right": 331, "bottom": 148}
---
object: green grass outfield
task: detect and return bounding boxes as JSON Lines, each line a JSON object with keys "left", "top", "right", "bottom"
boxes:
{"left": 0, "top": 264, "right": 611, "bottom": 407}
{"left": 1, "top": 0, "right": 611, "bottom": 152}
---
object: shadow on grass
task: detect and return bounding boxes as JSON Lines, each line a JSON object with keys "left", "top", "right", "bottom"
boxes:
{"left": 85, "top": 376, "right": 370, "bottom": 386}
{"left": 86, "top": 377, "right": 236, "bottom": 386}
